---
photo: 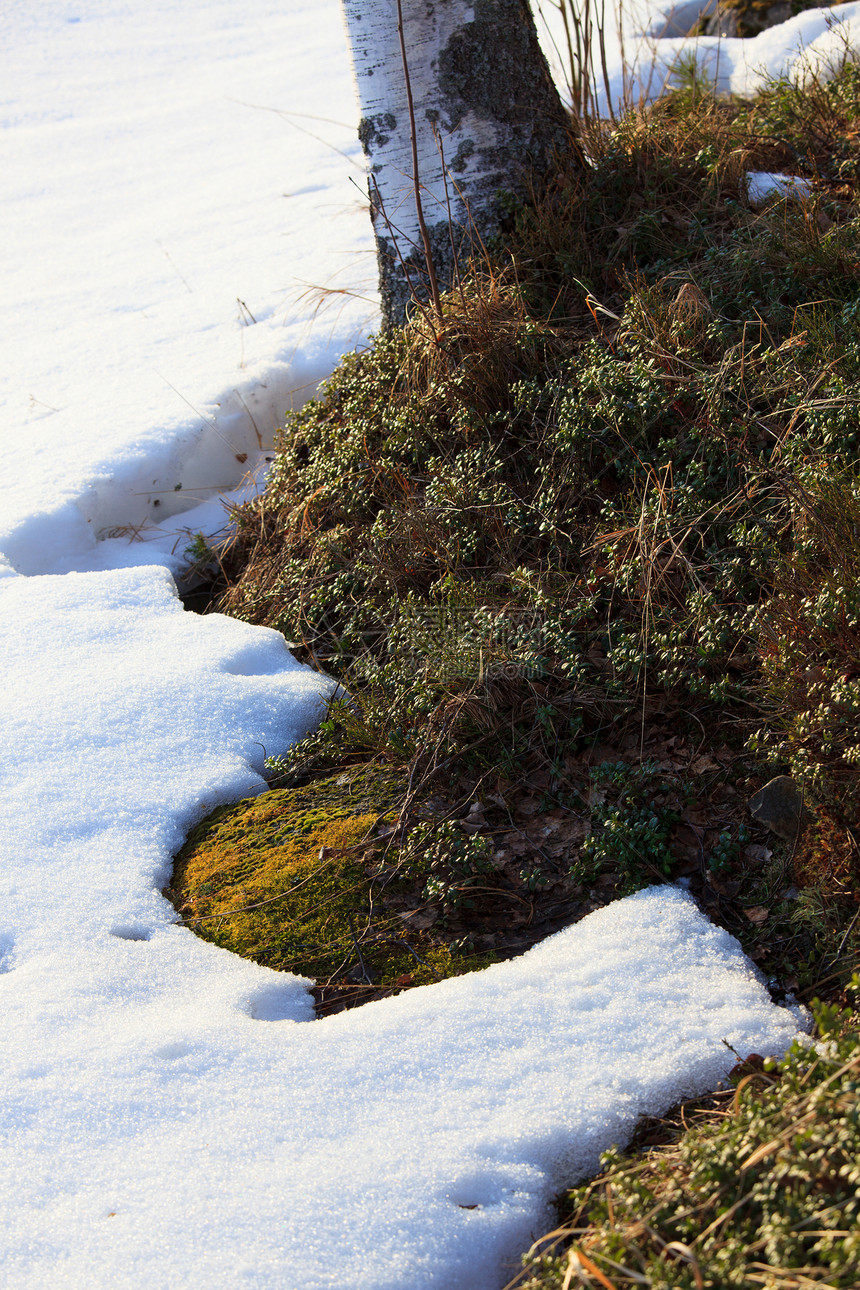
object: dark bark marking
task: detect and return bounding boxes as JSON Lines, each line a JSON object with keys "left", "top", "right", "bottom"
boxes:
{"left": 358, "top": 111, "right": 398, "bottom": 155}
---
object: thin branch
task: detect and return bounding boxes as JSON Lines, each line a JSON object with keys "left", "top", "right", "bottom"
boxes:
{"left": 396, "top": 0, "right": 442, "bottom": 318}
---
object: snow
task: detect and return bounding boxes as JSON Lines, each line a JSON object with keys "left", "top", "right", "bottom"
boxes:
{"left": 0, "top": 586, "right": 802, "bottom": 1285}
{"left": 642, "top": 2, "right": 860, "bottom": 100}
{"left": 535, "top": 0, "right": 860, "bottom": 109}
{"left": 746, "top": 170, "right": 814, "bottom": 206}
{"left": 0, "top": 0, "right": 844, "bottom": 1285}
{"left": 1, "top": 0, "right": 377, "bottom": 578}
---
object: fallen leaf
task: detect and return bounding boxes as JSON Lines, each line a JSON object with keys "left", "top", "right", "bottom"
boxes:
{"left": 728, "top": 1053, "right": 766, "bottom": 1079}
{"left": 684, "top": 806, "right": 712, "bottom": 827}
{"left": 398, "top": 909, "right": 437, "bottom": 930}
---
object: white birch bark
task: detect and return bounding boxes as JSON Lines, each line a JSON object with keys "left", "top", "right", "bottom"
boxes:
{"left": 340, "top": 0, "right": 568, "bottom": 325}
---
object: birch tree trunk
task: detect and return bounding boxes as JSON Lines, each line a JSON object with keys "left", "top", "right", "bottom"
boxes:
{"left": 340, "top": 0, "right": 569, "bottom": 327}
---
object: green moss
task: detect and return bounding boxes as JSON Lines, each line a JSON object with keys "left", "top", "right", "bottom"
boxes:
{"left": 168, "top": 769, "right": 496, "bottom": 991}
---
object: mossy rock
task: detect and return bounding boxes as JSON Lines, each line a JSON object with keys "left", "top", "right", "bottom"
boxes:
{"left": 702, "top": 0, "right": 820, "bottom": 38}
{"left": 167, "top": 768, "right": 490, "bottom": 1002}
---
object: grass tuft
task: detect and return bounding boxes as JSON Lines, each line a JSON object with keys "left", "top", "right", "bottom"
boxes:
{"left": 507, "top": 995, "right": 860, "bottom": 1290}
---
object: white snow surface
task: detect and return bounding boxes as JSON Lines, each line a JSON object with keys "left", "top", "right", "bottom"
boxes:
{"left": 1, "top": 0, "right": 847, "bottom": 1285}
{"left": 638, "top": 2, "right": 860, "bottom": 102}
{"left": 2, "top": 0, "right": 376, "bottom": 578}
{"left": 0, "top": 570, "right": 802, "bottom": 1284}
{"left": 746, "top": 170, "right": 814, "bottom": 206}
{"left": 535, "top": 0, "right": 860, "bottom": 111}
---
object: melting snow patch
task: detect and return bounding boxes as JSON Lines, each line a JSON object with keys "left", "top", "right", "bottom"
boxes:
{"left": 0, "top": 562, "right": 803, "bottom": 1287}
{"left": 747, "top": 171, "right": 813, "bottom": 207}
{"left": 0, "top": 0, "right": 376, "bottom": 579}
{"left": 621, "top": 2, "right": 860, "bottom": 104}
{"left": 0, "top": 570, "right": 805, "bottom": 1290}
{"left": 0, "top": 886, "right": 803, "bottom": 1288}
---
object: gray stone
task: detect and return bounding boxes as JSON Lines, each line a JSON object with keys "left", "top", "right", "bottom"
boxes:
{"left": 747, "top": 775, "right": 808, "bottom": 841}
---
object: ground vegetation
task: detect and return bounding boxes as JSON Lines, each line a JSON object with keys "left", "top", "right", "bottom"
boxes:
{"left": 171, "top": 50, "right": 860, "bottom": 1285}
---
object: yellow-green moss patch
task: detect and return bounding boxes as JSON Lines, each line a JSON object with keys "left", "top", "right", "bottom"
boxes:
{"left": 167, "top": 769, "right": 495, "bottom": 1002}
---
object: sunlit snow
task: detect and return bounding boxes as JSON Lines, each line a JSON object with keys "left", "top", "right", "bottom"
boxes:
{"left": 1, "top": 0, "right": 376, "bottom": 576}
{"left": 537, "top": 0, "right": 860, "bottom": 109}
{"left": 0, "top": 0, "right": 847, "bottom": 1285}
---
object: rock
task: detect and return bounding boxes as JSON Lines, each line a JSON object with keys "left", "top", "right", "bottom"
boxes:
{"left": 701, "top": 0, "right": 794, "bottom": 38}
{"left": 747, "top": 775, "right": 808, "bottom": 841}
{"left": 651, "top": 0, "right": 713, "bottom": 37}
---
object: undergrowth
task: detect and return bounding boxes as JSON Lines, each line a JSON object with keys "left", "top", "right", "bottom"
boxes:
{"left": 219, "top": 54, "right": 860, "bottom": 927}
{"left": 178, "top": 53, "right": 860, "bottom": 1288}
